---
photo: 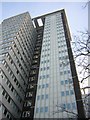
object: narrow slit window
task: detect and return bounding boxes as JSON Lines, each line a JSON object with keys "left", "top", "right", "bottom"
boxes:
{"left": 32, "top": 20, "right": 36, "bottom": 28}
{"left": 37, "top": 18, "right": 43, "bottom": 26}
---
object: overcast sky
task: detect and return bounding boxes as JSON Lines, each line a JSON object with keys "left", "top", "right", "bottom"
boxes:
{"left": 1, "top": 2, "right": 88, "bottom": 37}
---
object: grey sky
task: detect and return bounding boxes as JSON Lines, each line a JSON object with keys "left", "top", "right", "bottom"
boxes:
{"left": 2, "top": 2, "right": 88, "bottom": 37}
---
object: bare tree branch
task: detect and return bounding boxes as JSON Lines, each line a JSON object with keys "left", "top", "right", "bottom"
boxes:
{"left": 81, "top": 74, "right": 90, "bottom": 83}
{"left": 52, "top": 104, "right": 78, "bottom": 117}
{"left": 82, "top": 0, "right": 90, "bottom": 9}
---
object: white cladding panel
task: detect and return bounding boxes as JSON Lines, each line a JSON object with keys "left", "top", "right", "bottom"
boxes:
{"left": 34, "top": 12, "right": 77, "bottom": 118}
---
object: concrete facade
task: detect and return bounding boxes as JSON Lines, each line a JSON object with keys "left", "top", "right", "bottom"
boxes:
{"left": 0, "top": 12, "right": 37, "bottom": 119}
{"left": 34, "top": 11, "right": 78, "bottom": 118}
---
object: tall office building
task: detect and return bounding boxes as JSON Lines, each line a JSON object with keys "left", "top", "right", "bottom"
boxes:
{"left": 0, "top": 9, "right": 85, "bottom": 120}
{"left": 0, "top": 12, "right": 37, "bottom": 119}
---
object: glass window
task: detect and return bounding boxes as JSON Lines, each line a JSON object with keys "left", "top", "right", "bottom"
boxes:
{"left": 37, "top": 96, "right": 40, "bottom": 100}
{"left": 47, "top": 67, "right": 49, "bottom": 70}
{"left": 41, "top": 95, "right": 44, "bottom": 99}
{"left": 64, "top": 71, "right": 66, "bottom": 74}
{"left": 40, "top": 76, "right": 42, "bottom": 79}
{"left": 67, "top": 103, "right": 71, "bottom": 109}
{"left": 59, "top": 57, "right": 61, "bottom": 60}
{"left": 62, "top": 104, "right": 66, "bottom": 110}
{"left": 68, "top": 70, "right": 70, "bottom": 74}
{"left": 61, "top": 81, "right": 64, "bottom": 85}
{"left": 8, "top": 96, "right": 11, "bottom": 103}
{"left": 69, "top": 79, "right": 73, "bottom": 84}
{"left": 65, "top": 80, "right": 68, "bottom": 84}
{"left": 72, "top": 103, "right": 76, "bottom": 109}
{"left": 44, "top": 60, "right": 46, "bottom": 63}
{"left": 25, "top": 111, "right": 31, "bottom": 117}
{"left": 46, "top": 75, "right": 49, "bottom": 78}
{"left": 61, "top": 91, "right": 65, "bottom": 96}
{"left": 46, "top": 83, "right": 48, "bottom": 88}
{"left": 46, "top": 94, "right": 48, "bottom": 99}
{"left": 40, "top": 107, "right": 43, "bottom": 112}
{"left": 60, "top": 64, "right": 62, "bottom": 67}
{"left": 36, "top": 108, "right": 39, "bottom": 113}
{"left": 3, "top": 108, "right": 7, "bottom": 116}
{"left": 40, "top": 68, "right": 42, "bottom": 71}
{"left": 43, "top": 75, "right": 45, "bottom": 79}
{"left": 70, "top": 90, "right": 74, "bottom": 95}
{"left": 45, "top": 107, "right": 48, "bottom": 112}
{"left": 41, "top": 61, "right": 43, "bottom": 64}
{"left": 42, "top": 84, "right": 45, "bottom": 88}
{"left": 60, "top": 72, "right": 63, "bottom": 75}
{"left": 38, "top": 85, "right": 41, "bottom": 89}
{"left": 66, "top": 91, "right": 69, "bottom": 96}
{"left": 47, "top": 60, "right": 49, "bottom": 62}
{"left": 2, "top": 89, "right": 5, "bottom": 96}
